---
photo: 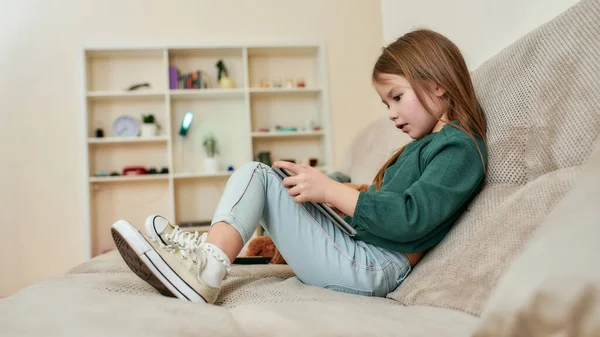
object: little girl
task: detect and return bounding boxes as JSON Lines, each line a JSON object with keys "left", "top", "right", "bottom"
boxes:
{"left": 112, "top": 29, "right": 487, "bottom": 303}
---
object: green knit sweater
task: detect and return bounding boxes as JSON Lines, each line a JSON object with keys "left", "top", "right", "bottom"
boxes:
{"left": 345, "top": 122, "right": 487, "bottom": 253}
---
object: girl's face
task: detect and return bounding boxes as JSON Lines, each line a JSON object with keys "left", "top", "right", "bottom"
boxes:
{"left": 374, "top": 73, "right": 448, "bottom": 139}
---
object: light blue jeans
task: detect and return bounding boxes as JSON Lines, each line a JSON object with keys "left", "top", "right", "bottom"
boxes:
{"left": 211, "top": 162, "right": 411, "bottom": 297}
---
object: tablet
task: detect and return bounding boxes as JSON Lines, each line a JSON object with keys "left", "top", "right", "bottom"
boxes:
{"left": 272, "top": 166, "right": 357, "bottom": 237}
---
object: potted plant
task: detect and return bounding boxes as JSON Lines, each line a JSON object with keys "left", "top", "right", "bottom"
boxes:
{"left": 141, "top": 114, "right": 160, "bottom": 137}
{"left": 203, "top": 133, "right": 220, "bottom": 173}
{"left": 216, "top": 59, "right": 235, "bottom": 89}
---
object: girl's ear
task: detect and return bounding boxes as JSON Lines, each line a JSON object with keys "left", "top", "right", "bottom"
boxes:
{"left": 433, "top": 84, "right": 446, "bottom": 97}
{"left": 425, "top": 81, "right": 446, "bottom": 97}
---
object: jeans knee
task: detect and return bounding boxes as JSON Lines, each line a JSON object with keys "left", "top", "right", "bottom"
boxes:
{"left": 239, "top": 161, "right": 262, "bottom": 172}
{"left": 234, "top": 162, "right": 270, "bottom": 178}
{"left": 242, "top": 161, "right": 270, "bottom": 171}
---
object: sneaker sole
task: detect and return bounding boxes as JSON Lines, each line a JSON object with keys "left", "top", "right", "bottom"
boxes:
{"left": 111, "top": 220, "right": 207, "bottom": 303}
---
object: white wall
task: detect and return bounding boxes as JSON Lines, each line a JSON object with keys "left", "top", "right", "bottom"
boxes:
{"left": 0, "top": 0, "right": 384, "bottom": 296}
{"left": 381, "top": 0, "right": 581, "bottom": 70}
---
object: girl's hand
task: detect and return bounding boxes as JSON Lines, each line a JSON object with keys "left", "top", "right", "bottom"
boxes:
{"left": 273, "top": 161, "right": 334, "bottom": 203}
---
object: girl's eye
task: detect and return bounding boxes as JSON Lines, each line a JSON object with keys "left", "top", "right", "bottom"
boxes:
{"left": 393, "top": 94, "right": 403, "bottom": 101}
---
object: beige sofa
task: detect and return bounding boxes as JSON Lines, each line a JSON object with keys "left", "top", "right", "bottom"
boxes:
{"left": 1, "top": 1, "right": 599, "bottom": 336}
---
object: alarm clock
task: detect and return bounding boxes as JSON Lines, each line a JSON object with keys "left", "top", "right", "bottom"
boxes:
{"left": 112, "top": 115, "right": 140, "bottom": 137}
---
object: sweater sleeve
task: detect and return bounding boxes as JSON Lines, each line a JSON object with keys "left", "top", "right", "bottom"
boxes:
{"left": 349, "top": 137, "right": 485, "bottom": 242}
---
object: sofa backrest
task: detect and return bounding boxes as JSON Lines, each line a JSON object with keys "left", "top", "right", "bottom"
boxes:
{"left": 473, "top": 139, "right": 600, "bottom": 336}
{"left": 340, "top": 116, "right": 411, "bottom": 185}
{"left": 344, "top": 0, "right": 600, "bottom": 316}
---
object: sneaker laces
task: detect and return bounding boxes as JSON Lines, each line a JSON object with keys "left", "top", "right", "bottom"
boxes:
{"left": 177, "top": 244, "right": 231, "bottom": 279}
{"left": 178, "top": 244, "right": 208, "bottom": 278}
{"left": 163, "top": 227, "right": 208, "bottom": 250}
{"left": 201, "top": 243, "right": 231, "bottom": 276}
{"left": 153, "top": 227, "right": 231, "bottom": 279}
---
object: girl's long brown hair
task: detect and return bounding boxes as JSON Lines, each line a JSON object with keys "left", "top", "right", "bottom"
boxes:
{"left": 372, "top": 29, "right": 487, "bottom": 191}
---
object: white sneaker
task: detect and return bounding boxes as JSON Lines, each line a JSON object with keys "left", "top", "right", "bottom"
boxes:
{"left": 111, "top": 220, "right": 222, "bottom": 303}
{"left": 144, "top": 215, "right": 207, "bottom": 250}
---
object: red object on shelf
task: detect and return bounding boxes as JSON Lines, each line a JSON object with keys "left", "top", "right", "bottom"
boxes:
{"left": 122, "top": 166, "right": 148, "bottom": 176}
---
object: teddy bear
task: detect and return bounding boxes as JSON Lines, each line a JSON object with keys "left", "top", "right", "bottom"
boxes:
{"left": 244, "top": 236, "right": 287, "bottom": 264}
{"left": 245, "top": 182, "right": 369, "bottom": 264}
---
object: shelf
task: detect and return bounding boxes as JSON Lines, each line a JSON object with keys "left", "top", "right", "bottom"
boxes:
{"left": 247, "top": 46, "right": 319, "bottom": 57}
{"left": 178, "top": 220, "right": 212, "bottom": 232}
{"left": 87, "top": 91, "right": 165, "bottom": 100}
{"left": 180, "top": 225, "right": 211, "bottom": 232}
{"left": 88, "top": 136, "right": 169, "bottom": 144}
{"left": 252, "top": 131, "right": 324, "bottom": 138}
{"left": 168, "top": 47, "right": 242, "bottom": 58}
{"left": 89, "top": 175, "right": 170, "bottom": 183}
{"left": 173, "top": 171, "right": 233, "bottom": 179}
{"left": 86, "top": 48, "right": 164, "bottom": 58}
{"left": 170, "top": 89, "right": 245, "bottom": 99}
{"left": 249, "top": 88, "right": 320, "bottom": 95}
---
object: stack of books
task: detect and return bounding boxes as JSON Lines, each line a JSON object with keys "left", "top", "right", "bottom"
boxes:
{"left": 169, "top": 66, "right": 209, "bottom": 89}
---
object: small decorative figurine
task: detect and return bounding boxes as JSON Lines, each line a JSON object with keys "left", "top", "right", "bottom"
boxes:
{"left": 260, "top": 79, "right": 270, "bottom": 88}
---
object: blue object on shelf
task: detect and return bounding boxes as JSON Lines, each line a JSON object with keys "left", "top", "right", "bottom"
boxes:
{"left": 227, "top": 165, "right": 234, "bottom": 172}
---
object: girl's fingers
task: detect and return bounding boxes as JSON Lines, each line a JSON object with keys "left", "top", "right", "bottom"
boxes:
{"left": 273, "top": 161, "right": 299, "bottom": 174}
{"left": 282, "top": 176, "right": 301, "bottom": 188}
{"left": 288, "top": 185, "right": 301, "bottom": 197}
{"left": 294, "top": 195, "right": 306, "bottom": 203}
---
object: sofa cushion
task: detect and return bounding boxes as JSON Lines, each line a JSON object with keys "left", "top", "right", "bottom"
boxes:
{"left": 388, "top": 0, "right": 600, "bottom": 316}
{"left": 0, "top": 251, "right": 478, "bottom": 337}
{"left": 66, "top": 251, "right": 400, "bottom": 308}
{"left": 0, "top": 273, "right": 245, "bottom": 337}
{"left": 231, "top": 303, "right": 477, "bottom": 337}
{"left": 473, "top": 139, "right": 600, "bottom": 337}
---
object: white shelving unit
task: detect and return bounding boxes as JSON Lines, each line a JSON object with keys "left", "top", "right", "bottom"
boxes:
{"left": 87, "top": 91, "right": 165, "bottom": 100}
{"left": 88, "top": 136, "right": 169, "bottom": 144}
{"left": 251, "top": 131, "right": 324, "bottom": 138}
{"left": 82, "top": 43, "right": 332, "bottom": 258}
